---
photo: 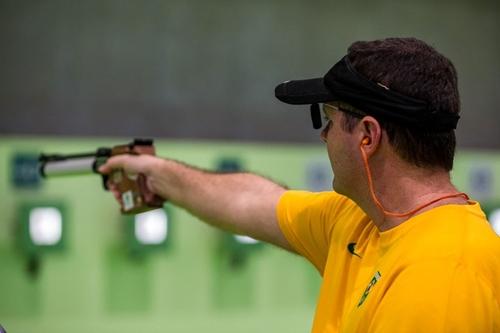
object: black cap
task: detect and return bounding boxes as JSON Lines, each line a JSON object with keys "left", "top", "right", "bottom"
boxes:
{"left": 275, "top": 78, "right": 334, "bottom": 105}
{"left": 274, "top": 56, "right": 459, "bottom": 131}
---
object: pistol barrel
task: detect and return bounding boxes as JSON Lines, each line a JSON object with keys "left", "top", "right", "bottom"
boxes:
{"left": 39, "top": 147, "right": 112, "bottom": 178}
{"left": 39, "top": 156, "right": 97, "bottom": 177}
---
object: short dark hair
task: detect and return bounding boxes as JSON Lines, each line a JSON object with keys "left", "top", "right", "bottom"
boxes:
{"left": 343, "top": 37, "right": 459, "bottom": 171}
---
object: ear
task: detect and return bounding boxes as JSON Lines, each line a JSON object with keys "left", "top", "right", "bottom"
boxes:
{"left": 357, "top": 116, "right": 382, "bottom": 156}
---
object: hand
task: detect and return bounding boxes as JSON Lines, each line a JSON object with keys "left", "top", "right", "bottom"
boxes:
{"left": 98, "top": 154, "right": 165, "bottom": 204}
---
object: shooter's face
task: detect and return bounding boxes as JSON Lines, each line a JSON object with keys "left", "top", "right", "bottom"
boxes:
{"left": 321, "top": 105, "right": 358, "bottom": 196}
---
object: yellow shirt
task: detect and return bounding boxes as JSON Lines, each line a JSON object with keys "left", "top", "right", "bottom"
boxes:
{"left": 277, "top": 191, "right": 500, "bottom": 333}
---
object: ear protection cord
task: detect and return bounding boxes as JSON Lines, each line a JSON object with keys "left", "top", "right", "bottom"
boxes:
{"left": 359, "top": 139, "right": 469, "bottom": 218}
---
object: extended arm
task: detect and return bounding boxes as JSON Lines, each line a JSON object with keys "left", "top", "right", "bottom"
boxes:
{"left": 99, "top": 154, "right": 293, "bottom": 251}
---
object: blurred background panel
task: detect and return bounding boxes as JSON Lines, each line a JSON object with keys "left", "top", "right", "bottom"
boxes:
{"left": 0, "top": 137, "right": 500, "bottom": 333}
{"left": 1, "top": 137, "right": 499, "bottom": 333}
{"left": 0, "top": 0, "right": 499, "bottom": 147}
{"left": 0, "top": 137, "right": 329, "bottom": 333}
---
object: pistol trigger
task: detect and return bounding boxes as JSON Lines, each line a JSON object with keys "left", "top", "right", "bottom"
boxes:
{"left": 102, "top": 174, "right": 110, "bottom": 190}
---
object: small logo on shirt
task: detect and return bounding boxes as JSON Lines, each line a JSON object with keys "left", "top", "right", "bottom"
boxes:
{"left": 347, "top": 242, "right": 362, "bottom": 258}
{"left": 357, "top": 271, "right": 382, "bottom": 307}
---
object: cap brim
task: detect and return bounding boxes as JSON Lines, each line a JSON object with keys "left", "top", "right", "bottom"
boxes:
{"left": 274, "top": 78, "right": 336, "bottom": 105}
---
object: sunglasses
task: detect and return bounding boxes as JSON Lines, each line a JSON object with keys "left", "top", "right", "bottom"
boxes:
{"left": 310, "top": 102, "right": 366, "bottom": 129}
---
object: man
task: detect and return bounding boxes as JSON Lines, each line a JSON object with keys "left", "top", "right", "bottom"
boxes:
{"left": 99, "top": 38, "right": 500, "bottom": 332}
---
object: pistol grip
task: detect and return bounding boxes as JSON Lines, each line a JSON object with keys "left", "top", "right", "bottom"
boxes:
{"left": 112, "top": 169, "right": 164, "bottom": 214}
{"left": 109, "top": 139, "right": 165, "bottom": 214}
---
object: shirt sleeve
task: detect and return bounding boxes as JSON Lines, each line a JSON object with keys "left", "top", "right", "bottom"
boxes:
{"left": 276, "top": 190, "right": 358, "bottom": 274}
{"left": 369, "top": 261, "right": 500, "bottom": 333}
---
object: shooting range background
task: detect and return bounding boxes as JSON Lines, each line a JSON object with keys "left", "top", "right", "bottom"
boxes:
{"left": 1, "top": 0, "right": 500, "bottom": 332}
{"left": 1, "top": 137, "right": 500, "bottom": 333}
{"left": 2, "top": 138, "right": 329, "bottom": 333}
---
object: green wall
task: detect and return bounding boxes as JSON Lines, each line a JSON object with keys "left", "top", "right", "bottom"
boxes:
{"left": 1, "top": 137, "right": 499, "bottom": 333}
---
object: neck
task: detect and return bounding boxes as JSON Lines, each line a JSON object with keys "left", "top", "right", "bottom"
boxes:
{"left": 352, "top": 159, "right": 468, "bottom": 232}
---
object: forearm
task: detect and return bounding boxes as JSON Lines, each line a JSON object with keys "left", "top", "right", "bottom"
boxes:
{"left": 149, "top": 158, "right": 291, "bottom": 250}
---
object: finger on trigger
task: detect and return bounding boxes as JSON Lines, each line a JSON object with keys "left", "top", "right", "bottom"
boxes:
{"left": 98, "top": 155, "right": 126, "bottom": 174}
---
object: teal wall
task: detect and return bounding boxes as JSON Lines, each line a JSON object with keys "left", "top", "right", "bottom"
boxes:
{"left": 1, "top": 137, "right": 500, "bottom": 333}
